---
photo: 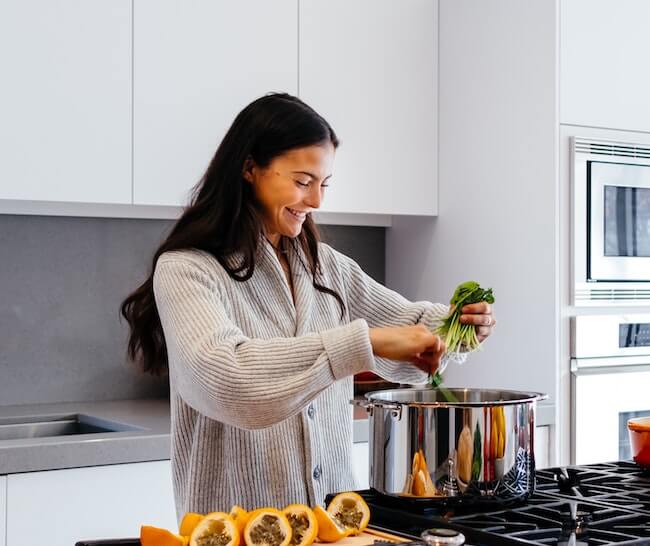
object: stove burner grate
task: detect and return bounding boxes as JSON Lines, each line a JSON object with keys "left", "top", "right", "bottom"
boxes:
{"left": 330, "top": 462, "right": 650, "bottom": 545}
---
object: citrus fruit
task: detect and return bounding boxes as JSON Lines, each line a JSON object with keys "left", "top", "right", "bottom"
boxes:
{"left": 243, "top": 507, "right": 293, "bottom": 546}
{"left": 141, "top": 525, "right": 188, "bottom": 546}
{"left": 180, "top": 513, "right": 205, "bottom": 537}
{"left": 229, "top": 505, "right": 250, "bottom": 534}
{"left": 282, "top": 504, "right": 318, "bottom": 546}
{"left": 312, "top": 505, "right": 350, "bottom": 542}
{"left": 189, "top": 511, "right": 239, "bottom": 546}
{"left": 326, "top": 492, "right": 370, "bottom": 535}
{"left": 230, "top": 505, "right": 252, "bottom": 546}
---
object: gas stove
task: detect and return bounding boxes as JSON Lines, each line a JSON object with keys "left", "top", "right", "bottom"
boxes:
{"left": 327, "top": 462, "right": 650, "bottom": 546}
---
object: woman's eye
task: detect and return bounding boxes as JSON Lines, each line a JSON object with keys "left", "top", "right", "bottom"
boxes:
{"left": 295, "top": 180, "right": 310, "bottom": 188}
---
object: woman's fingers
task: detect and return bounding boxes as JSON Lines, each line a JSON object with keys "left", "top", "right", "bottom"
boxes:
{"left": 370, "top": 325, "right": 447, "bottom": 366}
{"left": 413, "top": 337, "right": 446, "bottom": 375}
{"left": 459, "top": 302, "right": 496, "bottom": 342}
{"left": 461, "top": 302, "right": 491, "bottom": 315}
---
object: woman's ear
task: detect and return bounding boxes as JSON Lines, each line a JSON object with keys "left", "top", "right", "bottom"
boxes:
{"left": 242, "top": 157, "right": 255, "bottom": 184}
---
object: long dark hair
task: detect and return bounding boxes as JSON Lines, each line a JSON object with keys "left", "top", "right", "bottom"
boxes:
{"left": 120, "top": 93, "right": 345, "bottom": 375}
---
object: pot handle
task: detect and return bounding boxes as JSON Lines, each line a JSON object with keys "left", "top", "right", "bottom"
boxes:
{"left": 350, "top": 399, "right": 402, "bottom": 419}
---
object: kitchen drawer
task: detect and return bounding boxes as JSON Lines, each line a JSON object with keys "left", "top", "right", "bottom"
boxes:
{"left": 7, "top": 461, "right": 175, "bottom": 546}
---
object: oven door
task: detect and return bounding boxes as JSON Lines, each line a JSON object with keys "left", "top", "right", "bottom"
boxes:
{"left": 572, "top": 357, "right": 650, "bottom": 464}
{"left": 588, "top": 160, "right": 650, "bottom": 281}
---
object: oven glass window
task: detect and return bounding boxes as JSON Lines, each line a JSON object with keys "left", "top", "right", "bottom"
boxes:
{"left": 604, "top": 184, "right": 650, "bottom": 257}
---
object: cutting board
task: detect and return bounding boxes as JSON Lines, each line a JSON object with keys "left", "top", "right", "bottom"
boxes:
{"left": 316, "top": 528, "right": 411, "bottom": 546}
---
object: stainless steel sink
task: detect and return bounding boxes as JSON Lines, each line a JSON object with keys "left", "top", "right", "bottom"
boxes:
{"left": 0, "top": 414, "right": 143, "bottom": 441}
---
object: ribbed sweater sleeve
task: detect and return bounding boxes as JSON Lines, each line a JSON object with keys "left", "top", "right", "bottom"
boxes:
{"left": 329, "top": 245, "right": 468, "bottom": 384}
{"left": 153, "top": 255, "right": 375, "bottom": 429}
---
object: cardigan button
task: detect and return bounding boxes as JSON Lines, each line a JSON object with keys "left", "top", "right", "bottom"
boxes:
{"left": 313, "top": 465, "right": 322, "bottom": 480}
{"left": 307, "top": 404, "right": 315, "bottom": 419}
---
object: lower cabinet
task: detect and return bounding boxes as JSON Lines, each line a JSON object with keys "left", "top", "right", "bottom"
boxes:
{"left": 535, "top": 425, "right": 551, "bottom": 469}
{"left": 0, "top": 475, "right": 6, "bottom": 546}
{"left": 351, "top": 442, "right": 369, "bottom": 490}
{"left": 6, "top": 460, "right": 176, "bottom": 546}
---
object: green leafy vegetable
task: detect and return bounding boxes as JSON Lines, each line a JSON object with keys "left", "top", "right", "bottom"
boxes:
{"left": 471, "top": 422, "right": 482, "bottom": 482}
{"left": 428, "top": 281, "right": 495, "bottom": 388}
{"left": 437, "top": 281, "right": 494, "bottom": 353}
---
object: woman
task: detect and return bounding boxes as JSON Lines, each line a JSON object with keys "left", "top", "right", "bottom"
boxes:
{"left": 120, "top": 93, "right": 495, "bottom": 518}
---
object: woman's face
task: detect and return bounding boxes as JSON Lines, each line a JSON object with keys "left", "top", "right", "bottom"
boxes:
{"left": 245, "top": 142, "right": 335, "bottom": 243}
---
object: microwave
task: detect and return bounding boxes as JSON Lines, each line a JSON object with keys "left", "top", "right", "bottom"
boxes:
{"left": 572, "top": 137, "right": 650, "bottom": 306}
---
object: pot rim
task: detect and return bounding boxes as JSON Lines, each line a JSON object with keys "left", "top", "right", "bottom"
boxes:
{"left": 628, "top": 416, "right": 650, "bottom": 432}
{"left": 364, "top": 387, "right": 548, "bottom": 408}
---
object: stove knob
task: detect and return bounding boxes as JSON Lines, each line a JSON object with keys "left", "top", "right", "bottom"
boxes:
{"left": 421, "top": 528, "right": 466, "bottom": 546}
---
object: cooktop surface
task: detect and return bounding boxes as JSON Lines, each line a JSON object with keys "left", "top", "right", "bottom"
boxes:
{"left": 328, "top": 461, "right": 650, "bottom": 546}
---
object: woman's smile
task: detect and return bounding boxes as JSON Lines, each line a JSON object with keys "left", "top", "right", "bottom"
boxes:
{"left": 285, "top": 207, "right": 308, "bottom": 221}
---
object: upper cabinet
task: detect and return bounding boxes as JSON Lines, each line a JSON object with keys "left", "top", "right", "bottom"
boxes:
{"left": 0, "top": 1, "right": 438, "bottom": 220}
{"left": 0, "top": 0, "right": 131, "bottom": 204}
{"left": 561, "top": 0, "right": 650, "bottom": 132}
{"left": 133, "top": 0, "right": 298, "bottom": 207}
{"left": 299, "top": 0, "right": 438, "bottom": 216}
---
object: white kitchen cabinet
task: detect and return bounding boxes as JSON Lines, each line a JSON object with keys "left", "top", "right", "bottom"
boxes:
{"left": 535, "top": 425, "right": 551, "bottom": 470}
{"left": 0, "top": 476, "right": 6, "bottom": 546}
{"left": 6, "top": 461, "right": 176, "bottom": 546}
{"left": 299, "top": 0, "right": 437, "bottom": 216}
{"left": 133, "top": 0, "right": 297, "bottom": 207}
{"left": 351, "top": 441, "right": 369, "bottom": 490}
{"left": 561, "top": 0, "right": 650, "bottom": 132}
{"left": 0, "top": 0, "right": 131, "bottom": 204}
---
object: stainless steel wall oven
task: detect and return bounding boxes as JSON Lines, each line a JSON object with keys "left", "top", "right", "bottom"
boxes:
{"left": 572, "top": 137, "right": 650, "bottom": 305}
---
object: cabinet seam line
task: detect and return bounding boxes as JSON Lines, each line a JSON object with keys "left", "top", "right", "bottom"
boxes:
{"left": 4, "top": 477, "right": 7, "bottom": 546}
{"left": 296, "top": 0, "right": 300, "bottom": 96}
{"left": 131, "top": 0, "right": 135, "bottom": 204}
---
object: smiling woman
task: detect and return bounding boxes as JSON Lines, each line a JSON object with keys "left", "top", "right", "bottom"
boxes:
{"left": 242, "top": 142, "right": 335, "bottom": 302}
{"left": 119, "top": 92, "right": 496, "bottom": 519}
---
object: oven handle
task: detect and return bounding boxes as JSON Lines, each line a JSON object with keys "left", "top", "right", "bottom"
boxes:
{"left": 571, "top": 358, "right": 650, "bottom": 375}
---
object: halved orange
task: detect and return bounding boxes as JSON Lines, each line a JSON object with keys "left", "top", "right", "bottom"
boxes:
{"left": 179, "top": 513, "right": 204, "bottom": 537}
{"left": 326, "top": 492, "right": 371, "bottom": 535}
{"left": 189, "top": 512, "right": 239, "bottom": 546}
{"left": 283, "top": 504, "right": 318, "bottom": 546}
{"left": 141, "top": 525, "right": 188, "bottom": 546}
{"left": 243, "top": 507, "right": 293, "bottom": 546}
{"left": 312, "top": 505, "right": 350, "bottom": 542}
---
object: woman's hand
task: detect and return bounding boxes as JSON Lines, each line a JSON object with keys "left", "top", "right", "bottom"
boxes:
{"left": 369, "top": 325, "right": 446, "bottom": 375}
{"left": 459, "top": 302, "right": 496, "bottom": 343}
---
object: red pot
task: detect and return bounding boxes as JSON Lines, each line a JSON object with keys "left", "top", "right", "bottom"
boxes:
{"left": 628, "top": 416, "right": 650, "bottom": 468}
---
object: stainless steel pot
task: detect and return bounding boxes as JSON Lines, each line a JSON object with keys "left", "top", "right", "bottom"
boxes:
{"left": 351, "top": 388, "right": 547, "bottom": 503}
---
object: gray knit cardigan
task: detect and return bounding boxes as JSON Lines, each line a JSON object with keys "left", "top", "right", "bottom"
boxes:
{"left": 152, "top": 240, "right": 455, "bottom": 519}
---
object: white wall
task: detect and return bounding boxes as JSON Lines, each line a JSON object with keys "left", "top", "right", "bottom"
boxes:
{"left": 386, "top": 1, "right": 559, "bottom": 402}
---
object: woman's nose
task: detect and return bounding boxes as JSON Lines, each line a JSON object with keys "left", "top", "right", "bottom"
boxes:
{"left": 304, "top": 184, "right": 322, "bottom": 209}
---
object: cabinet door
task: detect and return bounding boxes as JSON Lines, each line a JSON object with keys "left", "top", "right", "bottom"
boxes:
{"left": 299, "top": 0, "right": 437, "bottom": 216}
{"left": 134, "top": 0, "right": 298, "bottom": 207}
{"left": 534, "top": 425, "right": 550, "bottom": 469}
{"left": 7, "top": 461, "right": 176, "bottom": 546}
{"left": 0, "top": 476, "right": 6, "bottom": 546}
{"left": 0, "top": 0, "right": 131, "bottom": 204}
{"left": 561, "top": 0, "right": 650, "bottom": 132}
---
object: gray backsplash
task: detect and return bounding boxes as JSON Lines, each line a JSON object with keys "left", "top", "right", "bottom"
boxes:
{"left": 0, "top": 215, "right": 385, "bottom": 406}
